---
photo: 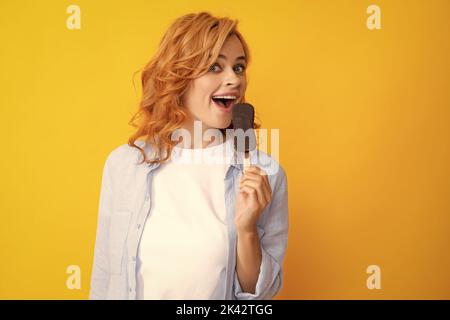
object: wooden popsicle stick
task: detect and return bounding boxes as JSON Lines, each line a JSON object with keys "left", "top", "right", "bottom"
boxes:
{"left": 243, "top": 152, "right": 251, "bottom": 173}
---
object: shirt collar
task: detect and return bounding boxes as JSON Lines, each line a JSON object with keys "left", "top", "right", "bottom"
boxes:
{"left": 143, "top": 132, "right": 259, "bottom": 174}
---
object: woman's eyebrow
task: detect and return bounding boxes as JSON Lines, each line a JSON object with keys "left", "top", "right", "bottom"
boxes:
{"left": 218, "top": 54, "right": 246, "bottom": 62}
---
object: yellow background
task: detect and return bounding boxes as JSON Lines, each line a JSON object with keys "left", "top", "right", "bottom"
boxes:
{"left": 1, "top": 0, "right": 449, "bottom": 299}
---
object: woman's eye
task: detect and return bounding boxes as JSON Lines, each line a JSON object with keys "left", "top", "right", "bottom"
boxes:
{"left": 209, "top": 63, "right": 221, "bottom": 72}
{"left": 234, "top": 64, "right": 246, "bottom": 73}
{"left": 209, "top": 63, "right": 246, "bottom": 73}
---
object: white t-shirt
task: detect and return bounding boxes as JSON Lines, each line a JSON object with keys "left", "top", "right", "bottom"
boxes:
{"left": 136, "top": 136, "right": 234, "bottom": 299}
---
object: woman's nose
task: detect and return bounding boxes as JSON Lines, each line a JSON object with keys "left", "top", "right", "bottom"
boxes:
{"left": 223, "top": 67, "right": 241, "bottom": 86}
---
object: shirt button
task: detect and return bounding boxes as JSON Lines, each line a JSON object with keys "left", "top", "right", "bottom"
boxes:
{"left": 137, "top": 224, "right": 141, "bottom": 229}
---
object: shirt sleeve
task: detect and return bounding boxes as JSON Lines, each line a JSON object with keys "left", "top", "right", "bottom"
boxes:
{"left": 233, "top": 166, "right": 289, "bottom": 300}
{"left": 89, "top": 153, "right": 114, "bottom": 300}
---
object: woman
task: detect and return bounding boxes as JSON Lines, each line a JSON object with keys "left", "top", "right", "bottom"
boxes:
{"left": 89, "top": 11, "right": 289, "bottom": 300}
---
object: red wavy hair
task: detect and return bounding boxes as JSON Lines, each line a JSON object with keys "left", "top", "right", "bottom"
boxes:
{"left": 128, "top": 11, "right": 260, "bottom": 165}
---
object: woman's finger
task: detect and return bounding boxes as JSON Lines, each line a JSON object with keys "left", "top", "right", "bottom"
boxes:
{"left": 240, "top": 171, "right": 272, "bottom": 204}
{"left": 239, "top": 185, "right": 257, "bottom": 199}
{"left": 244, "top": 165, "right": 267, "bottom": 176}
{"left": 244, "top": 166, "right": 271, "bottom": 194}
{"left": 240, "top": 178, "right": 267, "bottom": 207}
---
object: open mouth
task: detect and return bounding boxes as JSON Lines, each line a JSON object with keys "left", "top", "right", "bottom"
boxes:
{"left": 211, "top": 95, "right": 238, "bottom": 110}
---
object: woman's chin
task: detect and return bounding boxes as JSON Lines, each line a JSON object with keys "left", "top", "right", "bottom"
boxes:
{"left": 214, "top": 118, "right": 232, "bottom": 130}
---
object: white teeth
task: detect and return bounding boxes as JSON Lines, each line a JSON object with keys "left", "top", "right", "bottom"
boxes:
{"left": 212, "top": 95, "right": 237, "bottom": 99}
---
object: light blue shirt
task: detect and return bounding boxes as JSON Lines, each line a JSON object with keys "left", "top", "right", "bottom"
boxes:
{"left": 89, "top": 139, "right": 289, "bottom": 300}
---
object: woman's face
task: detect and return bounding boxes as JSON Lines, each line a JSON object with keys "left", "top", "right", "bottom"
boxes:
{"left": 181, "top": 34, "right": 247, "bottom": 133}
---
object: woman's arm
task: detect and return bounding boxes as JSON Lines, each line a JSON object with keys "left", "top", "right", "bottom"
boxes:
{"left": 236, "top": 229, "right": 262, "bottom": 294}
{"left": 89, "top": 154, "right": 114, "bottom": 300}
{"left": 234, "top": 166, "right": 289, "bottom": 300}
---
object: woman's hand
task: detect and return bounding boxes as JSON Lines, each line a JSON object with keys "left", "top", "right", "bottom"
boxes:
{"left": 235, "top": 165, "right": 272, "bottom": 234}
